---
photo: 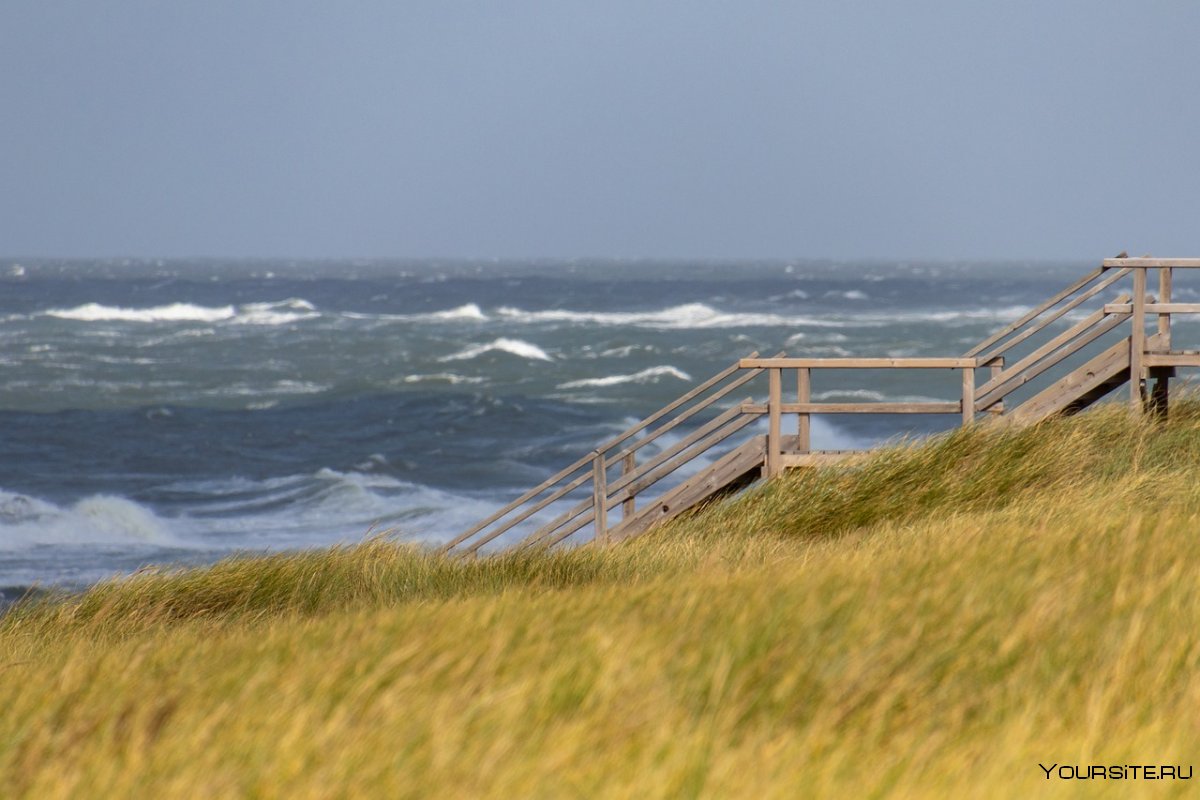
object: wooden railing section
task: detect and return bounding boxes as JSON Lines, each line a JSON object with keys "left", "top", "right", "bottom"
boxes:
{"left": 445, "top": 257, "right": 1200, "bottom": 554}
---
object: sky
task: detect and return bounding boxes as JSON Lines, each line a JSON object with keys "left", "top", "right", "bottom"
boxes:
{"left": 1, "top": 1, "right": 1198, "bottom": 260}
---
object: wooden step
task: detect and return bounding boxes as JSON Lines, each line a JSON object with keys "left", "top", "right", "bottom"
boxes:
{"left": 611, "top": 435, "right": 766, "bottom": 542}
{"left": 1006, "top": 337, "right": 1131, "bottom": 424}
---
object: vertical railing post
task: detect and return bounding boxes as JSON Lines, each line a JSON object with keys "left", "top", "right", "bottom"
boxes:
{"left": 796, "top": 367, "right": 811, "bottom": 453}
{"left": 1158, "top": 266, "right": 1173, "bottom": 347}
{"left": 1131, "top": 268, "right": 1147, "bottom": 410}
{"left": 961, "top": 365, "right": 975, "bottom": 427}
{"left": 767, "top": 367, "right": 782, "bottom": 478}
{"left": 622, "top": 451, "right": 636, "bottom": 520}
{"left": 988, "top": 357, "right": 1004, "bottom": 416}
{"left": 592, "top": 450, "right": 608, "bottom": 544}
{"left": 1152, "top": 266, "right": 1173, "bottom": 416}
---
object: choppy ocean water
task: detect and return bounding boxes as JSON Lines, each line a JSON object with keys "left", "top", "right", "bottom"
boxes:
{"left": 0, "top": 257, "right": 1094, "bottom": 593}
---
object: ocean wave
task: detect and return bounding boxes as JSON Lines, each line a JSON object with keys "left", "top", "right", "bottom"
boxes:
{"left": 440, "top": 337, "right": 553, "bottom": 362}
{"left": 340, "top": 303, "right": 488, "bottom": 324}
{"left": 401, "top": 373, "right": 487, "bottom": 385}
{"left": 42, "top": 298, "right": 320, "bottom": 326}
{"left": 811, "top": 389, "right": 947, "bottom": 403}
{"left": 557, "top": 366, "right": 692, "bottom": 389}
{"left": 46, "top": 302, "right": 236, "bottom": 323}
{"left": 0, "top": 490, "right": 183, "bottom": 551}
{"left": 494, "top": 303, "right": 850, "bottom": 329}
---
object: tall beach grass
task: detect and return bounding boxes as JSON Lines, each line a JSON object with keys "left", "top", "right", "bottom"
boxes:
{"left": 3, "top": 403, "right": 1200, "bottom": 797}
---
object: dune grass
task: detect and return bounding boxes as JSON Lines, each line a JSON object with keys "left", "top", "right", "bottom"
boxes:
{"left": 3, "top": 403, "right": 1200, "bottom": 797}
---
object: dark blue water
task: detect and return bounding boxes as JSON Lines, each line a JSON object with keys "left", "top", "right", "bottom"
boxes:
{"left": 0, "top": 257, "right": 1098, "bottom": 590}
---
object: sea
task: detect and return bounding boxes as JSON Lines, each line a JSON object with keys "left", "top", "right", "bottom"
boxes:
{"left": 0, "top": 257, "right": 1096, "bottom": 597}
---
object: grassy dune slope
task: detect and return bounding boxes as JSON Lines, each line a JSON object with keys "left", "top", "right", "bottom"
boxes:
{"left": 4, "top": 405, "right": 1200, "bottom": 798}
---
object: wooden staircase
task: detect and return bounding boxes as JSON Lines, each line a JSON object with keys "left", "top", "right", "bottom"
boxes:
{"left": 443, "top": 257, "right": 1200, "bottom": 555}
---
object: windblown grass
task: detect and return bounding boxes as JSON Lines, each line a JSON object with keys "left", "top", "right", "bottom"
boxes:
{"left": 4, "top": 403, "right": 1200, "bottom": 797}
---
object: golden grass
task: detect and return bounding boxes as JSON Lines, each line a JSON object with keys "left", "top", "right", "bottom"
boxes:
{"left": 4, "top": 404, "right": 1200, "bottom": 797}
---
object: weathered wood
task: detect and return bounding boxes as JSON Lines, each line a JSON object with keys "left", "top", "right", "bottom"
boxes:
{"left": 989, "top": 358, "right": 1004, "bottom": 416}
{"left": 1131, "top": 269, "right": 1146, "bottom": 408}
{"left": 739, "top": 357, "right": 977, "bottom": 369}
{"left": 1103, "top": 258, "right": 1200, "bottom": 268}
{"left": 1142, "top": 353, "right": 1200, "bottom": 367}
{"left": 974, "top": 296, "right": 1131, "bottom": 411}
{"left": 592, "top": 451, "right": 608, "bottom": 545}
{"left": 522, "top": 410, "right": 761, "bottom": 550}
{"left": 976, "top": 268, "right": 1130, "bottom": 362}
{"left": 767, "top": 368, "right": 782, "bottom": 478}
{"left": 1006, "top": 338, "right": 1130, "bottom": 424}
{"left": 745, "top": 402, "right": 960, "bottom": 415}
{"left": 622, "top": 452, "right": 636, "bottom": 519}
{"left": 611, "top": 436, "right": 766, "bottom": 542}
{"left": 964, "top": 267, "right": 1105, "bottom": 357}
{"left": 797, "top": 367, "right": 811, "bottom": 452}
{"left": 962, "top": 367, "right": 975, "bottom": 427}
{"left": 1105, "top": 302, "right": 1200, "bottom": 315}
{"left": 779, "top": 452, "right": 860, "bottom": 468}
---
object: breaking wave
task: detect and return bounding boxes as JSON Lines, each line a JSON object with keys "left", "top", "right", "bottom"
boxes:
{"left": 558, "top": 366, "right": 692, "bottom": 389}
{"left": 43, "top": 299, "right": 319, "bottom": 326}
{"left": 0, "top": 490, "right": 182, "bottom": 551}
{"left": 440, "top": 338, "right": 553, "bottom": 362}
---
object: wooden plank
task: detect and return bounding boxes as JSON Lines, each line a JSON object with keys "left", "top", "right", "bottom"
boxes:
{"left": 964, "top": 267, "right": 1105, "bottom": 357}
{"left": 1159, "top": 267, "right": 1173, "bottom": 350}
{"left": 989, "top": 358, "right": 1004, "bottom": 416}
{"left": 592, "top": 451, "right": 607, "bottom": 545}
{"left": 744, "top": 402, "right": 960, "bottom": 414}
{"left": 739, "top": 357, "right": 977, "bottom": 369}
{"left": 622, "top": 452, "right": 636, "bottom": 519}
{"left": 974, "top": 295, "right": 1130, "bottom": 410}
{"left": 767, "top": 368, "right": 782, "bottom": 478}
{"left": 1103, "top": 258, "right": 1200, "bottom": 268}
{"left": 797, "top": 367, "right": 811, "bottom": 452}
{"left": 1143, "top": 353, "right": 1200, "bottom": 367}
{"left": 1007, "top": 338, "right": 1130, "bottom": 424}
{"left": 976, "top": 268, "right": 1129, "bottom": 362}
{"left": 1131, "top": 269, "right": 1146, "bottom": 408}
{"left": 779, "top": 452, "right": 860, "bottom": 468}
{"left": 609, "top": 436, "right": 766, "bottom": 542}
{"left": 962, "top": 367, "right": 975, "bottom": 427}
{"left": 1105, "top": 303, "right": 1200, "bottom": 314}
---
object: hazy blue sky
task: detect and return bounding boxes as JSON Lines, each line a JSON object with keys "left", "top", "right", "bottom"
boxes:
{"left": 2, "top": 2, "right": 1197, "bottom": 259}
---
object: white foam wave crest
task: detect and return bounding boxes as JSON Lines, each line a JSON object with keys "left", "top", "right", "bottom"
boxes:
{"left": 164, "top": 468, "right": 496, "bottom": 545}
{"left": 811, "top": 389, "right": 947, "bottom": 403}
{"left": 46, "top": 302, "right": 236, "bottom": 323}
{"left": 495, "top": 303, "right": 849, "bottom": 329}
{"left": 340, "top": 303, "right": 488, "bottom": 324}
{"left": 401, "top": 373, "right": 487, "bottom": 385}
{"left": 493, "top": 302, "right": 1036, "bottom": 330}
{"left": 440, "top": 337, "right": 553, "bottom": 362}
{"left": 0, "top": 490, "right": 184, "bottom": 551}
{"left": 43, "top": 298, "right": 320, "bottom": 326}
{"left": 558, "top": 366, "right": 692, "bottom": 389}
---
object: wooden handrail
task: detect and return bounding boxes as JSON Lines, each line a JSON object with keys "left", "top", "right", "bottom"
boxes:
{"left": 1103, "top": 258, "right": 1200, "bottom": 268}
{"left": 523, "top": 411, "right": 762, "bottom": 550}
{"left": 511, "top": 404, "right": 754, "bottom": 551}
{"left": 740, "top": 357, "right": 978, "bottom": 369}
{"left": 974, "top": 296, "right": 1133, "bottom": 411}
{"left": 442, "top": 353, "right": 760, "bottom": 552}
{"left": 975, "top": 268, "right": 1130, "bottom": 362}
{"left": 964, "top": 267, "right": 1105, "bottom": 358}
